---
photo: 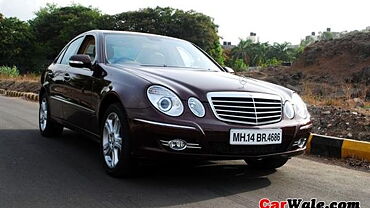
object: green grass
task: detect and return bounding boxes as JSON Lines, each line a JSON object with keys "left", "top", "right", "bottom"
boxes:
{"left": 0, "top": 66, "right": 20, "bottom": 77}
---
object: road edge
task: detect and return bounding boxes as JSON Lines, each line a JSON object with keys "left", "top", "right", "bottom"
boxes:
{"left": 306, "top": 133, "right": 370, "bottom": 162}
{"left": 0, "top": 88, "right": 39, "bottom": 102}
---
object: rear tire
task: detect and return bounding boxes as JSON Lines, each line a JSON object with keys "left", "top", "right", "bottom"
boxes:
{"left": 245, "top": 157, "right": 289, "bottom": 170}
{"left": 100, "top": 103, "right": 135, "bottom": 177}
{"left": 39, "top": 94, "right": 63, "bottom": 137}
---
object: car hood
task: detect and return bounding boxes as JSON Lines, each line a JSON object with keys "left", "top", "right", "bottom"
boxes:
{"left": 112, "top": 65, "right": 294, "bottom": 102}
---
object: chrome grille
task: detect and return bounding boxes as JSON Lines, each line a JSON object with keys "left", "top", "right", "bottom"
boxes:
{"left": 207, "top": 92, "right": 282, "bottom": 125}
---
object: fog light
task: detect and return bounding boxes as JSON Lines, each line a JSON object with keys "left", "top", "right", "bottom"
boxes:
{"left": 297, "top": 138, "right": 307, "bottom": 148}
{"left": 168, "top": 139, "right": 187, "bottom": 151}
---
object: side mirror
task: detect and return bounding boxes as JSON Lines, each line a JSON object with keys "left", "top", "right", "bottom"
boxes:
{"left": 69, "top": 55, "right": 92, "bottom": 69}
{"left": 223, "top": 66, "right": 235, "bottom": 74}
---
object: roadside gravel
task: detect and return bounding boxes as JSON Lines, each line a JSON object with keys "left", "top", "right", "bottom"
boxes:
{"left": 308, "top": 105, "right": 370, "bottom": 142}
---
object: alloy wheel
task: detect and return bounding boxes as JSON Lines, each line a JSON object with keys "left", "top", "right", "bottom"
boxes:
{"left": 102, "top": 112, "right": 123, "bottom": 168}
{"left": 39, "top": 98, "right": 48, "bottom": 131}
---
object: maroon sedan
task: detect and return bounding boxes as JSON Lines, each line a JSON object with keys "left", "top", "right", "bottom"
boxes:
{"left": 39, "top": 30, "right": 312, "bottom": 177}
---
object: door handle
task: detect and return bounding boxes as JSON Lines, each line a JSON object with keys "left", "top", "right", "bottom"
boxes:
{"left": 47, "top": 71, "right": 54, "bottom": 78}
{"left": 64, "top": 73, "right": 71, "bottom": 81}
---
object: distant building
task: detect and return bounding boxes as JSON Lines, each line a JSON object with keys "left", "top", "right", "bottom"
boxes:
{"left": 305, "top": 28, "right": 346, "bottom": 42}
{"left": 323, "top": 27, "right": 343, "bottom": 39}
{"left": 222, "top": 41, "right": 235, "bottom": 50}
{"left": 305, "top": 31, "right": 319, "bottom": 42}
{"left": 288, "top": 44, "right": 299, "bottom": 49}
{"left": 246, "top": 32, "right": 259, "bottom": 43}
{"left": 365, "top": 26, "right": 370, "bottom": 31}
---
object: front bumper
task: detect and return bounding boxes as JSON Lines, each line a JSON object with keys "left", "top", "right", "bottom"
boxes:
{"left": 127, "top": 107, "right": 312, "bottom": 160}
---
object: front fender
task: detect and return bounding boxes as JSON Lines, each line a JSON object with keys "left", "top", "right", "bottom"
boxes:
{"left": 98, "top": 64, "right": 152, "bottom": 110}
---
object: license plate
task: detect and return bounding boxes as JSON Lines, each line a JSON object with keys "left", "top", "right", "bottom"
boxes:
{"left": 230, "top": 129, "right": 282, "bottom": 145}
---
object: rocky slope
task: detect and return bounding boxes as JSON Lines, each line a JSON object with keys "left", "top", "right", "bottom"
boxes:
{"left": 240, "top": 31, "right": 370, "bottom": 101}
{"left": 309, "top": 105, "right": 369, "bottom": 142}
{"left": 293, "top": 31, "right": 370, "bottom": 81}
{"left": 238, "top": 32, "right": 370, "bottom": 141}
{"left": 0, "top": 79, "right": 39, "bottom": 94}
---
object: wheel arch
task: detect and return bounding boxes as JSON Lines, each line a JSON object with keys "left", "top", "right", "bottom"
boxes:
{"left": 38, "top": 87, "right": 47, "bottom": 103}
{"left": 98, "top": 92, "right": 127, "bottom": 126}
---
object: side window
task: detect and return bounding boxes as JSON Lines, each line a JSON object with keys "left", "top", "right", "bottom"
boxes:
{"left": 55, "top": 47, "right": 67, "bottom": 64}
{"left": 78, "top": 35, "right": 96, "bottom": 61}
{"left": 61, "top": 37, "right": 83, "bottom": 65}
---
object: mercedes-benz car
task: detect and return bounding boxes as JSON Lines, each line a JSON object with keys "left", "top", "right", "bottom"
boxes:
{"left": 39, "top": 30, "right": 312, "bottom": 177}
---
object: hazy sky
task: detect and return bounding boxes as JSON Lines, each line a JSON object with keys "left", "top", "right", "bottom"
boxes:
{"left": 1, "top": 0, "right": 369, "bottom": 44}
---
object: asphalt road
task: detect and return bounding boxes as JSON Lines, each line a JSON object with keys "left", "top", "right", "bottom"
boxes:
{"left": 0, "top": 95, "right": 369, "bottom": 208}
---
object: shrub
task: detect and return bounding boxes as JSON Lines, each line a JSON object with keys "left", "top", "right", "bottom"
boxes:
{"left": 0, "top": 66, "right": 20, "bottom": 77}
{"left": 260, "top": 58, "right": 282, "bottom": 67}
{"left": 231, "top": 58, "right": 248, "bottom": 72}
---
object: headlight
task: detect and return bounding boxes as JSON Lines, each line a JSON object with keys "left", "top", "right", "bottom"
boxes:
{"left": 188, "top": 97, "right": 205, "bottom": 117}
{"left": 292, "top": 93, "right": 308, "bottom": 119}
{"left": 147, "top": 85, "right": 184, "bottom": 116}
{"left": 158, "top": 97, "right": 172, "bottom": 112}
{"left": 284, "top": 101, "right": 295, "bottom": 119}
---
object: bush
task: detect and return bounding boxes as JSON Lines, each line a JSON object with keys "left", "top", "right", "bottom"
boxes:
{"left": 260, "top": 58, "right": 283, "bottom": 67}
{"left": 0, "top": 66, "right": 20, "bottom": 77}
{"left": 231, "top": 58, "right": 248, "bottom": 72}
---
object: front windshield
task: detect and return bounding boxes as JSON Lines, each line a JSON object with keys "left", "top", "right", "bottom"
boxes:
{"left": 105, "top": 33, "right": 221, "bottom": 71}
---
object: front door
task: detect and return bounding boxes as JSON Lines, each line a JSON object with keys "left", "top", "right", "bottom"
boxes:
{"left": 63, "top": 35, "right": 96, "bottom": 133}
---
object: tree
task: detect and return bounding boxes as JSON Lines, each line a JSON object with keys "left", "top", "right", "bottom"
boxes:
{"left": 0, "top": 16, "right": 35, "bottom": 72}
{"left": 231, "top": 39, "right": 269, "bottom": 66}
{"left": 30, "top": 4, "right": 102, "bottom": 62}
{"left": 268, "top": 42, "right": 298, "bottom": 62}
{"left": 103, "top": 7, "right": 224, "bottom": 64}
{"left": 320, "top": 31, "right": 334, "bottom": 40}
{"left": 228, "top": 38, "right": 300, "bottom": 68}
{"left": 1, "top": 5, "right": 226, "bottom": 73}
{"left": 231, "top": 39, "right": 253, "bottom": 65}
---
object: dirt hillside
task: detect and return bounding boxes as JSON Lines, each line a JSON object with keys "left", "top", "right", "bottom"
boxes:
{"left": 238, "top": 32, "right": 370, "bottom": 141}
{"left": 292, "top": 31, "right": 370, "bottom": 83}
{"left": 240, "top": 32, "right": 370, "bottom": 101}
{"left": 0, "top": 80, "right": 39, "bottom": 94}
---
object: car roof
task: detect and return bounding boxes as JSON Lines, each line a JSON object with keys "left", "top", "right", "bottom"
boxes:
{"left": 84, "top": 30, "right": 187, "bottom": 42}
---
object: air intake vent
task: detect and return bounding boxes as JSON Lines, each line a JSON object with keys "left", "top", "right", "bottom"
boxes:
{"left": 207, "top": 92, "right": 282, "bottom": 125}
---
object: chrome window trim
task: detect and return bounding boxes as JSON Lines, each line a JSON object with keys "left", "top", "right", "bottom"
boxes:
{"left": 60, "top": 36, "right": 84, "bottom": 65}
{"left": 207, "top": 91, "right": 283, "bottom": 126}
{"left": 50, "top": 95, "right": 95, "bottom": 113}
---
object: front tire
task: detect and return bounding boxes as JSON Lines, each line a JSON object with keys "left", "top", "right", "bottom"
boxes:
{"left": 100, "top": 103, "right": 135, "bottom": 177}
{"left": 245, "top": 157, "right": 289, "bottom": 170}
{"left": 39, "top": 95, "right": 63, "bottom": 137}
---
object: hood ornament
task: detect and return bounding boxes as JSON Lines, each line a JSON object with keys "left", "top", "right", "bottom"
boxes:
{"left": 239, "top": 77, "right": 248, "bottom": 88}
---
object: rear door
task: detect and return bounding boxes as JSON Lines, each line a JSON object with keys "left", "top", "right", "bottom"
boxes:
{"left": 62, "top": 35, "right": 96, "bottom": 132}
{"left": 46, "top": 47, "right": 68, "bottom": 119}
{"left": 48, "top": 36, "right": 83, "bottom": 119}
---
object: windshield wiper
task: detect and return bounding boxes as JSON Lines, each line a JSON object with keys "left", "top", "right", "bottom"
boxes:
{"left": 167, "top": 65, "right": 215, "bottom": 71}
{"left": 140, "top": 64, "right": 168, "bottom": 67}
{"left": 140, "top": 64, "right": 212, "bottom": 71}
